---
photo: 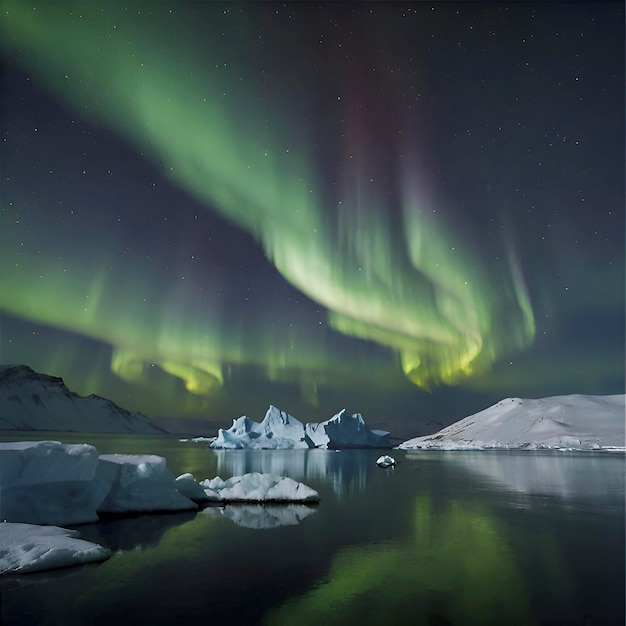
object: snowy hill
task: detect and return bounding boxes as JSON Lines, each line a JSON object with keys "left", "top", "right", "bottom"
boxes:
{"left": 399, "top": 394, "right": 625, "bottom": 451}
{"left": 211, "top": 405, "right": 390, "bottom": 449}
{"left": 0, "top": 365, "right": 167, "bottom": 434}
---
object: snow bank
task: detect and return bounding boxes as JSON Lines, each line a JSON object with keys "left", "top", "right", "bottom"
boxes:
{"left": 399, "top": 394, "right": 625, "bottom": 451}
{"left": 211, "top": 405, "right": 389, "bottom": 449}
{"left": 0, "top": 523, "right": 111, "bottom": 574}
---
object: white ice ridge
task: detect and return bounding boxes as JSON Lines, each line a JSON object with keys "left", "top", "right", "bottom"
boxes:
{"left": 211, "top": 405, "right": 389, "bottom": 449}
{"left": 0, "top": 523, "right": 111, "bottom": 574}
{"left": 399, "top": 394, "right": 626, "bottom": 451}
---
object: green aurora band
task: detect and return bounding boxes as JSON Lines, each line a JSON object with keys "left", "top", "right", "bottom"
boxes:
{"left": 1, "top": 3, "right": 535, "bottom": 402}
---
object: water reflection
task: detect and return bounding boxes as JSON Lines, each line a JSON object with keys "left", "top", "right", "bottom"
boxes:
{"left": 202, "top": 503, "right": 318, "bottom": 529}
{"left": 406, "top": 451, "right": 625, "bottom": 504}
{"left": 75, "top": 510, "right": 198, "bottom": 552}
{"left": 1, "top": 445, "right": 622, "bottom": 625}
{"left": 212, "top": 449, "right": 378, "bottom": 496}
{"left": 264, "top": 495, "right": 531, "bottom": 625}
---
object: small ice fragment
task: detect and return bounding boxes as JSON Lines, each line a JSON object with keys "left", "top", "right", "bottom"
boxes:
{"left": 376, "top": 455, "right": 396, "bottom": 468}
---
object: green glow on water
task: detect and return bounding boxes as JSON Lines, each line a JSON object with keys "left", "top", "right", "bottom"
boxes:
{"left": 265, "top": 495, "right": 530, "bottom": 625}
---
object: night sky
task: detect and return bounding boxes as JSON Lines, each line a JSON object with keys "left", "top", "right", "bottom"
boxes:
{"left": 1, "top": 1, "right": 623, "bottom": 436}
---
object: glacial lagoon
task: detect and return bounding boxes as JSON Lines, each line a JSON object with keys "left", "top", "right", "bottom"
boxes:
{"left": 1, "top": 432, "right": 624, "bottom": 625}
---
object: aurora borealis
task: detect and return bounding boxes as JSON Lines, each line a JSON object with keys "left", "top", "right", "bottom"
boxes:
{"left": 1, "top": 2, "right": 623, "bottom": 432}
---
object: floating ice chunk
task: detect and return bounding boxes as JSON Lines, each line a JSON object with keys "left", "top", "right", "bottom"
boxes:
{"left": 175, "top": 473, "right": 214, "bottom": 502}
{"left": 376, "top": 455, "right": 396, "bottom": 468}
{"left": 0, "top": 523, "right": 111, "bottom": 574}
{"left": 1, "top": 444, "right": 199, "bottom": 525}
{"left": 96, "top": 454, "right": 197, "bottom": 514}
{"left": 200, "top": 476, "right": 227, "bottom": 490}
{"left": 0, "top": 441, "right": 108, "bottom": 525}
{"left": 0, "top": 441, "right": 99, "bottom": 486}
{"left": 199, "top": 472, "right": 320, "bottom": 503}
{"left": 197, "top": 476, "right": 224, "bottom": 502}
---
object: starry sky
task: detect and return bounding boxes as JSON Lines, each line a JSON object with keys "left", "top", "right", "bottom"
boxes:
{"left": 1, "top": 1, "right": 623, "bottom": 436}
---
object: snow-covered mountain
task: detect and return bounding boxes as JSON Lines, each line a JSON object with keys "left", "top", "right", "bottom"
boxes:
{"left": 0, "top": 365, "right": 167, "bottom": 434}
{"left": 399, "top": 394, "right": 625, "bottom": 451}
{"left": 211, "top": 405, "right": 390, "bottom": 449}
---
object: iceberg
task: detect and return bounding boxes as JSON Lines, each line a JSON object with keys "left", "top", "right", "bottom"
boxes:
{"left": 211, "top": 405, "right": 389, "bottom": 449}
{"left": 306, "top": 410, "right": 390, "bottom": 448}
{"left": 0, "top": 442, "right": 198, "bottom": 525}
{"left": 213, "top": 409, "right": 309, "bottom": 449}
{"left": 399, "top": 394, "right": 626, "bottom": 451}
{"left": 96, "top": 454, "right": 198, "bottom": 514}
{"left": 0, "top": 442, "right": 320, "bottom": 530}
{"left": 0, "top": 441, "right": 108, "bottom": 525}
{"left": 0, "top": 523, "right": 111, "bottom": 574}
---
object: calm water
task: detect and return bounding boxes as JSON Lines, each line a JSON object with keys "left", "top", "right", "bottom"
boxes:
{"left": 1, "top": 433, "right": 624, "bottom": 626}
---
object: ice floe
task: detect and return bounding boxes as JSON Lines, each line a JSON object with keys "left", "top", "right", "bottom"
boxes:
{"left": 0, "top": 523, "right": 111, "bottom": 574}
{"left": 198, "top": 472, "right": 320, "bottom": 503}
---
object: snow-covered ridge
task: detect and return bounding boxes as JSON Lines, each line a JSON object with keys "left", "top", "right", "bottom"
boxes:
{"left": 0, "top": 365, "right": 166, "bottom": 433}
{"left": 399, "top": 394, "right": 625, "bottom": 451}
{"left": 211, "top": 405, "right": 390, "bottom": 449}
